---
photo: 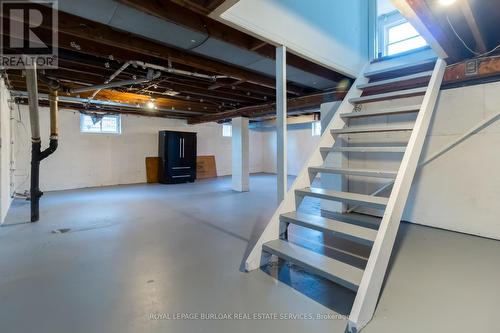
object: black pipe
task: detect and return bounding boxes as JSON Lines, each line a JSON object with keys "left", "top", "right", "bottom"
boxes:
{"left": 25, "top": 66, "right": 59, "bottom": 222}
{"left": 30, "top": 142, "right": 42, "bottom": 222}
{"left": 30, "top": 138, "right": 58, "bottom": 222}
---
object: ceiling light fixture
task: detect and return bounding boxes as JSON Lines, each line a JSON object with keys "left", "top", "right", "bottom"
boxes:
{"left": 439, "top": 0, "right": 456, "bottom": 6}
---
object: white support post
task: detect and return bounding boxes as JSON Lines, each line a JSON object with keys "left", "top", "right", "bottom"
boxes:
{"left": 276, "top": 45, "right": 287, "bottom": 204}
{"left": 244, "top": 68, "right": 369, "bottom": 272}
{"left": 232, "top": 117, "right": 249, "bottom": 192}
{"left": 368, "top": 0, "right": 378, "bottom": 61}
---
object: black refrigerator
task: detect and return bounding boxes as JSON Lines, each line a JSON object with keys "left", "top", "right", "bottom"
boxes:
{"left": 158, "top": 131, "right": 197, "bottom": 184}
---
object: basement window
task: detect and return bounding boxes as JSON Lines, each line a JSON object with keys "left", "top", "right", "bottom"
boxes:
{"left": 384, "top": 20, "right": 427, "bottom": 56}
{"left": 80, "top": 114, "right": 121, "bottom": 134}
{"left": 222, "top": 123, "right": 232, "bottom": 137}
{"left": 312, "top": 121, "right": 321, "bottom": 136}
{"left": 376, "top": 3, "right": 428, "bottom": 59}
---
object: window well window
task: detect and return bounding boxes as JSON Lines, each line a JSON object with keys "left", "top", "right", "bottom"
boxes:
{"left": 80, "top": 114, "right": 121, "bottom": 134}
{"left": 386, "top": 21, "right": 427, "bottom": 56}
{"left": 222, "top": 123, "right": 232, "bottom": 137}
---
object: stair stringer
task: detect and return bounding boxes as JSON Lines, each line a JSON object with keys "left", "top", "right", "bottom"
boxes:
{"left": 244, "top": 68, "right": 369, "bottom": 272}
{"left": 347, "top": 58, "right": 447, "bottom": 333}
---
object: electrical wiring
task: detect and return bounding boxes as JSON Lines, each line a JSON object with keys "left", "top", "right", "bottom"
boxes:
{"left": 447, "top": 15, "right": 500, "bottom": 57}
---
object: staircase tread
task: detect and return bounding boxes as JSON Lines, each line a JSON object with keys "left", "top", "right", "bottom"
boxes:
{"left": 364, "top": 57, "right": 437, "bottom": 78}
{"left": 262, "top": 239, "right": 364, "bottom": 291}
{"left": 358, "top": 71, "right": 433, "bottom": 89}
{"left": 331, "top": 124, "right": 414, "bottom": 134}
{"left": 296, "top": 187, "right": 389, "bottom": 208}
{"left": 321, "top": 146, "right": 406, "bottom": 153}
{"left": 309, "top": 166, "right": 398, "bottom": 178}
{"left": 324, "top": 212, "right": 382, "bottom": 229}
{"left": 340, "top": 105, "right": 421, "bottom": 118}
{"left": 281, "top": 211, "right": 378, "bottom": 244}
{"left": 349, "top": 87, "right": 427, "bottom": 104}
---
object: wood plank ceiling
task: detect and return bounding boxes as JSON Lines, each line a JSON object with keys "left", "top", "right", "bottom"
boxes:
{"left": 1, "top": 1, "right": 350, "bottom": 123}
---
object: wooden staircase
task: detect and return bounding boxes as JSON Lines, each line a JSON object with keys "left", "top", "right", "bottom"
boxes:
{"left": 245, "top": 58, "right": 446, "bottom": 332}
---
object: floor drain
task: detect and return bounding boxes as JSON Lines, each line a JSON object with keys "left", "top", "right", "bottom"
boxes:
{"left": 52, "top": 228, "right": 71, "bottom": 234}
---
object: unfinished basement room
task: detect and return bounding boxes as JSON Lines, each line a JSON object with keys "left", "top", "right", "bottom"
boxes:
{"left": 0, "top": 0, "right": 499, "bottom": 332}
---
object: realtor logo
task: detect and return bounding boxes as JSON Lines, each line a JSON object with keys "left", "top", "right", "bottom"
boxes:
{"left": 1, "top": 1, "right": 58, "bottom": 68}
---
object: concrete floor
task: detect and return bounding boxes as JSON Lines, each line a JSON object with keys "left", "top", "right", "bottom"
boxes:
{"left": 0, "top": 174, "right": 499, "bottom": 333}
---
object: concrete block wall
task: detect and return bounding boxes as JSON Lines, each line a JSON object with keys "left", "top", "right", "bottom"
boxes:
{"left": 11, "top": 105, "right": 266, "bottom": 192}
{"left": 335, "top": 84, "right": 500, "bottom": 240}
{"left": 0, "top": 79, "right": 13, "bottom": 223}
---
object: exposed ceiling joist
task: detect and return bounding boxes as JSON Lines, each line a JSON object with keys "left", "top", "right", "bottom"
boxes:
{"left": 5, "top": 5, "right": 307, "bottom": 95}
{"left": 188, "top": 90, "right": 347, "bottom": 124}
{"left": 118, "top": 0, "right": 346, "bottom": 82}
{"left": 391, "top": 0, "right": 467, "bottom": 61}
{"left": 459, "top": 1, "right": 487, "bottom": 54}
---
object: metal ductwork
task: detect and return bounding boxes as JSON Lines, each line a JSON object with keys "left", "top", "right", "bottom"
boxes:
{"left": 24, "top": 63, "right": 59, "bottom": 222}
{"left": 69, "top": 69, "right": 161, "bottom": 94}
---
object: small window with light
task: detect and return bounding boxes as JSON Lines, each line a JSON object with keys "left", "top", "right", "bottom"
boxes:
{"left": 80, "top": 114, "right": 121, "bottom": 134}
{"left": 385, "top": 21, "right": 427, "bottom": 56}
{"left": 312, "top": 121, "right": 321, "bottom": 136}
{"left": 222, "top": 123, "right": 232, "bottom": 137}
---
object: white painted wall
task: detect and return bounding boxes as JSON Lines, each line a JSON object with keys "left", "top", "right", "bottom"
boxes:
{"left": 341, "top": 84, "right": 500, "bottom": 241}
{"left": 12, "top": 106, "right": 265, "bottom": 192}
{"left": 258, "top": 123, "right": 320, "bottom": 176}
{"left": 220, "top": 0, "right": 369, "bottom": 77}
{"left": 0, "top": 79, "right": 13, "bottom": 223}
{"left": 404, "top": 83, "right": 500, "bottom": 239}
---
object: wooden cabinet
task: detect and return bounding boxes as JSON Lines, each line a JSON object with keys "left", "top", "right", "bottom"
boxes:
{"left": 158, "top": 131, "right": 197, "bottom": 184}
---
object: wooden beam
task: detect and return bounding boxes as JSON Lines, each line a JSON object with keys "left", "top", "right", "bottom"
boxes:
{"left": 444, "top": 56, "right": 500, "bottom": 84}
{"left": 187, "top": 89, "right": 347, "bottom": 124}
{"left": 189, "top": 54, "right": 500, "bottom": 124}
{"left": 3, "top": 6, "right": 306, "bottom": 94}
{"left": 460, "top": 0, "right": 487, "bottom": 54}
{"left": 118, "top": 0, "right": 345, "bottom": 82}
{"left": 169, "top": 0, "right": 211, "bottom": 15}
{"left": 14, "top": 98, "right": 197, "bottom": 119}
{"left": 205, "top": 0, "right": 227, "bottom": 13}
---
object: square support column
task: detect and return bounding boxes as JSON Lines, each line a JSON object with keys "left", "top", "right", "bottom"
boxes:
{"left": 276, "top": 45, "right": 287, "bottom": 203}
{"left": 232, "top": 117, "right": 249, "bottom": 192}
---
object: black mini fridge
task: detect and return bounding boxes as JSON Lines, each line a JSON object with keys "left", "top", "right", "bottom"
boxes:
{"left": 158, "top": 131, "right": 197, "bottom": 184}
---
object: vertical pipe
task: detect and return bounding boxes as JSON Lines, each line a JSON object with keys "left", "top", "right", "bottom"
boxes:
{"left": 25, "top": 64, "right": 42, "bottom": 222}
{"left": 276, "top": 45, "right": 287, "bottom": 204}
{"left": 49, "top": 89, "right": 58, "bottom": 139}
{"left": 25, "top": 64, "right": 40, "bottom": 141}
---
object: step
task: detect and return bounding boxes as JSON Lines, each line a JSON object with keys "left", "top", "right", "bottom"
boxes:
{"left": 340, "top": 105, "right": 421, "bottom": 118}
{"left": 364, "top": 57, "right": 437, "bottom": 78}
{"left": 331, "top": 124, "right": 413, "bottom": 135}
{"left": 349, "top": 87, "right": 427, "bottom": 104}
{"left": 262, "top": 239, "right": 364, "bottom": 291}
{"left": 322, "top": 211, "right": 382, "bottom": 230}
{"left": 295, "top": 187, "right": 389, "bottom": 209}
{"left": 321, "top": 146, "right": 407, "bottom": 154}
{"left": 280, "top": 211, "right": 378, "bottom": 245}
{"left": 358, "top": 71, "right": 433, "bottom": 90}
{"left": 309, "top": 166, "right": 397, "bottom": 178}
